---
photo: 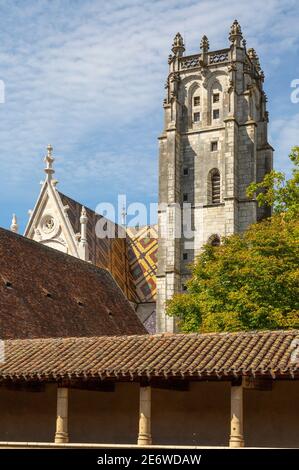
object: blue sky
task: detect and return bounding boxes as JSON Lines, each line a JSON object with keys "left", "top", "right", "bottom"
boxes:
{"left": 0, "top": 0, "right": 298, "bottom": 231}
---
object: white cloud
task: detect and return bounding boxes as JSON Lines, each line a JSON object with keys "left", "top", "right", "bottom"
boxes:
{"left": 0, "top": 0, "right": 298, "bottom": 228}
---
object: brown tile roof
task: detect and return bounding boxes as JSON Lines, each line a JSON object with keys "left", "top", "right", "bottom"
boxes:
{"left": 1, "top": 330, "right": 299, "bottom": 382}
{"left": 0, "top": 228, "right": 147, "bottom": 339}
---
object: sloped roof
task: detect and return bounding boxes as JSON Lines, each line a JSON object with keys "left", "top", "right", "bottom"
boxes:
{"left": 0, "top": 228, "right": 147, "bottom": 339}
{"left": 58, "top": 192, "right": 138, "bottom": 302}
{"left": 1, "top": 330, "right": 298, "bottom": 381}
{"left": 126, "top": 225, "right": 158, "bottom": 303}
{"left": 59, "top": 192, "right": 158, "bottom": 303}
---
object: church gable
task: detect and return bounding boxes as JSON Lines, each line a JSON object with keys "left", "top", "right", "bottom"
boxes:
{"left": 24, "top": 146, "right": 80, "bottom": 258}
{"left": 25, "top": 185, "right": 71, "bottom": 254}
{"left": 24, "top": 145, "right": 158, "bottom": 322}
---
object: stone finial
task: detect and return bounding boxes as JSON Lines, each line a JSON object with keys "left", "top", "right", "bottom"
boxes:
{"left": 10, "top": 214, "right": 18, "bottom": 233}
{"left": 229, "top": 20, "right": 243, "bottom": 46}
{"left": 248, "top": 48, "right": 261, "bottom": 71}
{"left": 247, "top": 48, "right": 256, "bottom": 59}
{"left": 80, "top": 206, "right": 88, "bottom": 232}
{"left": 121, "top": 205, "right": 127, "bottom": 226}
{"left": 256, "top": 59, "right": 261, "bottom": 72}
{"left": 247, "top": 47, "right": 260, "bottom": 65}
{"left": 171, "top": 32, "right": 185, "bottom": 57}
{"left": 44, "top": 144, "right": 55, "bottom": 181}
{"left": 200, "top": 35, "right": 209, "bottom": 53}
{"left": 79, "top": 206, "right": 89, "bottom": 261}
{"left": 260, "top": 70, "right": 265, "bottom": 82}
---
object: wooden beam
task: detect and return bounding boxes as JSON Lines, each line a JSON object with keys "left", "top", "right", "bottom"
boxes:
{"left": 150, "top": 379, "right": 190, "bottom": 391}
{"left": 243, "top": 377, "right": 272, "bottom": 391}
{"left": 68, "top": 381, "right": 115, "bottom": 392}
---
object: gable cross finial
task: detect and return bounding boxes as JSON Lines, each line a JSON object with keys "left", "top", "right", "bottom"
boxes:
{"left": 44, "top": 144, "right": 55, "bottom": 182}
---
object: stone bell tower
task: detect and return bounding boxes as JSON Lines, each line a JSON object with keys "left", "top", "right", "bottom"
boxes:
{"left": 156, "top": 20, "right": 273, "bottom": 332}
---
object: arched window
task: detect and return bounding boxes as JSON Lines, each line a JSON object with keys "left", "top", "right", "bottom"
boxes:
{"left": 207, "top": 169, "right": 221, "bottom": 204}
{"left": 208, "top": 234, "right": 221, "bottom": 246}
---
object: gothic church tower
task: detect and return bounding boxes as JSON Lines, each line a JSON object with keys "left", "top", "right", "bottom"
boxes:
{"left": 156, "top": 21, "right": 273, "bottom": 332}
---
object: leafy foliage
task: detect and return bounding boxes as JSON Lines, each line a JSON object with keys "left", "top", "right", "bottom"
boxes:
{"left": 247, "top": 147, "right": 299, "bottom": 218}
{"left": 167, "top": 148, "right": 299, "bottom": 332}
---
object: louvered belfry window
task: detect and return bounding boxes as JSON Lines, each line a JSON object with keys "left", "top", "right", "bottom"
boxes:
{"left": 212, "top": 171, "right": 220, "bottom": 204}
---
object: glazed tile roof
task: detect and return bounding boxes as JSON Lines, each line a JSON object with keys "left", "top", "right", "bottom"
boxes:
{"left": 0, "top": 228, "right": 146, "bottom": 339}
{"left": 58, "top": 192, "right": 137, "bottom": 302}
{"left": 59, "top": 192, "right": 158, "bottom": 305}
{"left": 1, "top": 330, "right": 299, "bottom": 382}
{"left": 126, "top": 225, "right": 158, "bottom": 303}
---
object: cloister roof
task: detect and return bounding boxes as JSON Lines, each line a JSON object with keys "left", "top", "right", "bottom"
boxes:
{"left": 0, "top": 330, "right": 298, "bottom": 382}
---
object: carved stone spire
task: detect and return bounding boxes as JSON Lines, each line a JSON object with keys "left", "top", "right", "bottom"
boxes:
{"left": 200, "top": 35, "right": 209, "bottom": 53}
{"left": 10, "top": 214, "right": 18, "bottom": 233}
{"left": 229, "top": 20, "right": 243, "bottom": 47}
{"left": 44, "top": 144, "right": 54, "bottom": 181}
{"left": 171, "top": 32, "right": 185, "bottom": 57}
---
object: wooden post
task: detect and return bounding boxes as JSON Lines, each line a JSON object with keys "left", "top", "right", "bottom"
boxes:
{"left": 55, "top": 387, "right": 69, "bottom": 443}
{"left": 137, "top": 385, "right": 152, "bottom": 446}
{"left": 229, "top": 382, "right": 244, "bottom": 447}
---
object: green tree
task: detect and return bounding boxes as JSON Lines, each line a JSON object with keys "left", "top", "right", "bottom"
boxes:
{"left": 247, "top": 146, "right": 299, "bottom": 218}
{"left": 167, "top": 148, "right": 299, "bottom": 332}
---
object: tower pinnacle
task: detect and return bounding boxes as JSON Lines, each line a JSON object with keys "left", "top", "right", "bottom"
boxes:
{"left": 200, "top": 35, "right": 209, "bottom": 53}
{"left": 229, "top": 20, "right": 243, "bottom": 47}
{"left": 171, "top": 32, "right": 185, "bottom": 57}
